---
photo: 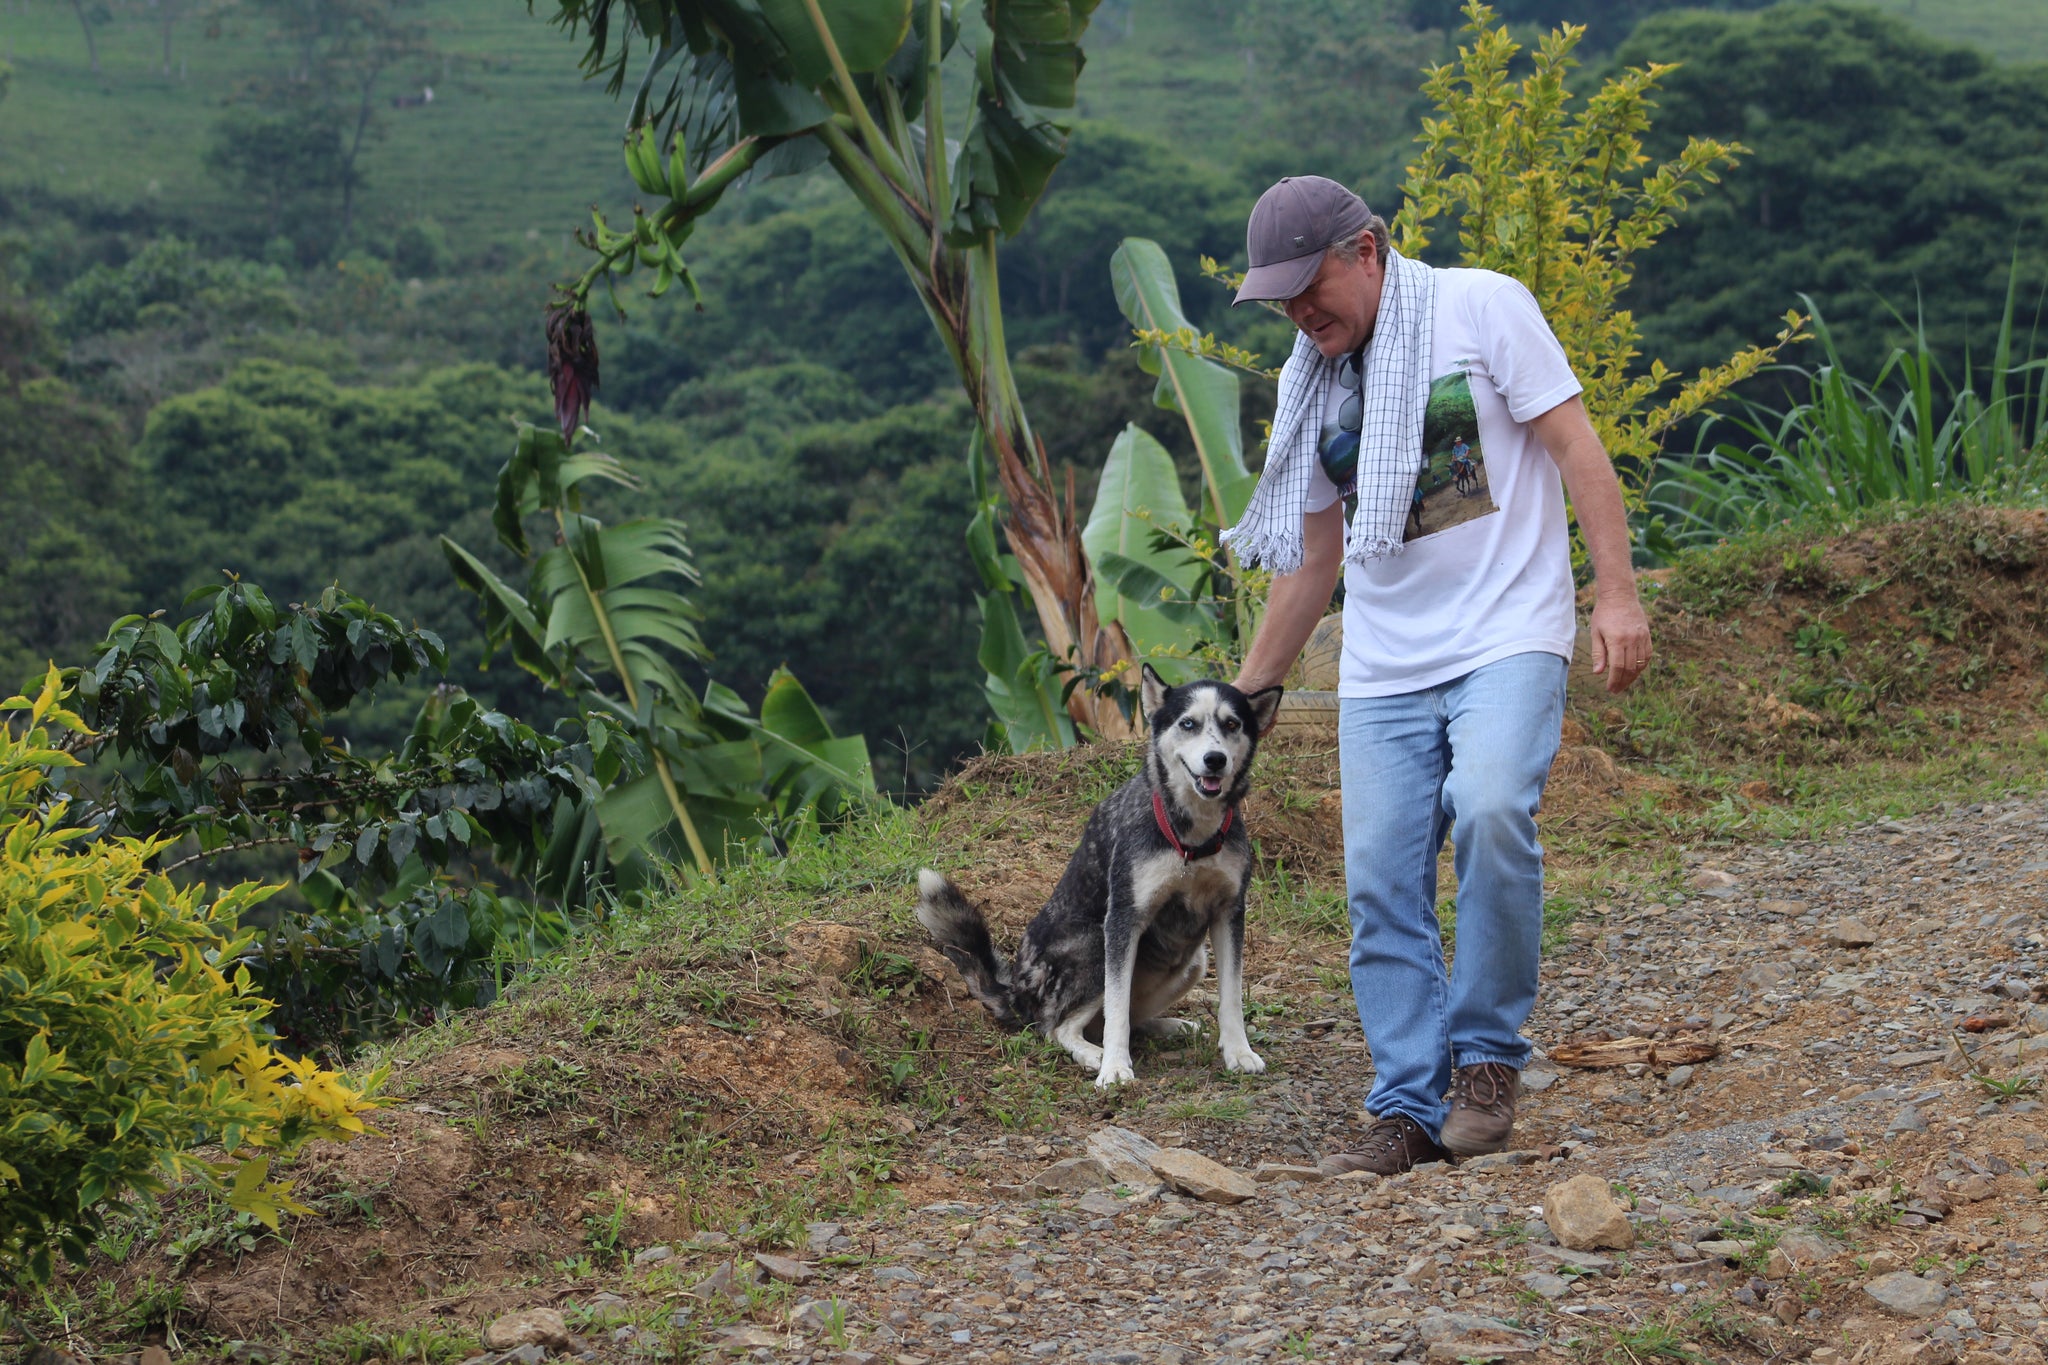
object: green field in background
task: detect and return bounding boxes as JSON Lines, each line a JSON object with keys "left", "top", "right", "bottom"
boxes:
{"left": 1857, "top": 0, "right": 2048, "bottom": 64}
{"left": 0, "top": 0, "right": 632, "bottom": 247}
{"left": 4, "top": 0, "right": 2041, "bottom": 255}
{"left": 0, "top": 0, "right": 1255, "bottom": 250}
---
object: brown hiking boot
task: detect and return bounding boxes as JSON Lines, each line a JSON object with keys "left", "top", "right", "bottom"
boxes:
{"left": 1316, "top": 1114, "right": 1451, "bottom": 1177}
{"left": 1440, "top": 1062, "right": 1520, "bottom": 1156}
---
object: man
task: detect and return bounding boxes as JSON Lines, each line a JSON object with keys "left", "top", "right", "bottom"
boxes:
{"left": 1224, "top": 176, "right": 1651, "bottom": 1173}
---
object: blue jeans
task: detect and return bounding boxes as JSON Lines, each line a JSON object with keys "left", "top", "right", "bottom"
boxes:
{"left": 1338, "top": 651, "right": 1568, "bottom": 1140}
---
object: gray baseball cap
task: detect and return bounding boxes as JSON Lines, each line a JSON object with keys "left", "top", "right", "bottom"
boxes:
{"left": 1233, "top": 176, "right": 1374, "bottom": 305}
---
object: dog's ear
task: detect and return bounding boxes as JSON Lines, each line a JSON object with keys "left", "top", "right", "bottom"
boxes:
{"left": 1245, "top": 685, "right": 1285, "bottom": 738}
{"left": 1139, "top": 663, "right": 1168, "bottom": 728}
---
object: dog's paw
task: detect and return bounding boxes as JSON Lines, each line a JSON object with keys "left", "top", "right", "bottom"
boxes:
{"left": 1063, "top": 1041, "right": 1105, "bottom": 1071}
{"left": 1136, "top": 1016, "right": 1201, "bottom": 1040}
{"left": 1093, "top": 1058, "right": 1137, "bottom": 1089}
{"left": 1222, "top": 1046, "right": 1266, "bottom": 1075}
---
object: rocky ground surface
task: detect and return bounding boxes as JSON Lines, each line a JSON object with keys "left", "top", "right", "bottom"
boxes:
{"left": 447, "top": 794, "right": 2048, "bottom": 1365}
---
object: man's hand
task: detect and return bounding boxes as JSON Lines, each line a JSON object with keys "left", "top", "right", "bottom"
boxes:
{"left": 1530, "top": 396, "right": 1654, "bottom": 695}
{"left": 1588, "top": 592, "right": 1651, "bottom": 693}
{"left": 1232, "top": 501, "right": 1346, "bottom": 728}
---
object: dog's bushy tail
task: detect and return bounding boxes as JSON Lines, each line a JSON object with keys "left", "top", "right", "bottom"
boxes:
{"left": 915, "top": 869, "right": 1024, "bottom": 1031}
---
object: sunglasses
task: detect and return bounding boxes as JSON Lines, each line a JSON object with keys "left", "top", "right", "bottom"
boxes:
{"left": 1317, "top": 347, "right": 1364, "bottom": 486}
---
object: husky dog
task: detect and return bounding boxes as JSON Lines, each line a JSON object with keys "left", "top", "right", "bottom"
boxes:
{"left": 917, "top": 665, "right": 1284, "bottom": 1088}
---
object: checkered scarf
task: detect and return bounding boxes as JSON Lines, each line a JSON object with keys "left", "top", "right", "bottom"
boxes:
{"left": 1222, "top": 247, "right": 1438, "bottom": 574}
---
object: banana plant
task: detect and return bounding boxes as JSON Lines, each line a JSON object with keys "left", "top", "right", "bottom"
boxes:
{"left": 1110, "top": 238, "right": 1260, "bottom": 531}
{"left": 541, "top": 0, "right": 1128, "bottom": 748}
{"left": 442, "top": 424, "right": 873, "bottom": 884}
{"left": 1082, "top": 238, "right": 1269, "bottom": 671}
{"left": 964, "top": 429, "right": 1080, "bottom": 750}
{"left": 1080, "top": 423, "right": 1205, "bottom": 681}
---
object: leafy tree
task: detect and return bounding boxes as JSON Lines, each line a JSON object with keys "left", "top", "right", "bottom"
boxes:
{"left": 203, "top": 105, "right": 352, "bottom": 243}
{"left": 1232, "top": 0, "right": 1444, "bottom": 193}
{"left": 63, "top": 579, "right": 599, "bottom": 1046}
{"left": 1391, "top": 1, "right": 1806, "bottom": 521}
{"left": 0, "top": 280, "right": 135, "bottom": 692}
{"left": 389, "top": 216, "right": 454, "bottom": 278}
{"left": 214, "top": 0, "right": 439, "bottom": 245}
{"left": 66, "top": 0, "right": 106, "bottom": 87}
{"left": 57, "top": 237, "right": 293, "bottom": 342}
{"left": 1613, "top": 2, "right": 2048, "bottom": 384}
{"left": 0, "top": 671, "right": 376, "bottom": 1287}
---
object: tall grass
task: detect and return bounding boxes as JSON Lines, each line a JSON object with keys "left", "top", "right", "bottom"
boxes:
{"left": 1651, "top": 268, "right": 2048, "bottom": 551}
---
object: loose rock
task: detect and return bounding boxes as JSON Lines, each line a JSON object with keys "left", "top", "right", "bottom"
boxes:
{"left": 1541, "top": 1174, "right": 1636, "bottom": 1250}
{"left": 1147, "top": 1148, "right": 1258, "bottom": 1204}
{"left": 1862, "top": 1272, "right": 1951, "bottom": 1318}
{"left": 1085, "top": 1126, "right": 1164, "bottom": 1184}
{"left": 481, "top": 1310, "right": 572, "bottom": 1353}
{"left": 1887, "top": 1105, "right": 1929, "bottom": 1134}
{"left": 754, "top": 1252, "right": 817, "bottom": 1284}
{"left": 1252, "top": 1163, "right": 1325, "bottom": 1183}
{"left": 1826, "top": 919, "right": 1878, "bottom": 947}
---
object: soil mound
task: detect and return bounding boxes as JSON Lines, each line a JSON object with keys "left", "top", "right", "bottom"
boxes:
{"left": 1586, "top": 503, "right": 2048, "bottom": 772}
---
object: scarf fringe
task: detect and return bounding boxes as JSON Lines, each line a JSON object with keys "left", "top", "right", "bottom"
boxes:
{"left": 1220, "top": 524, "right": 1303, "bottom": 576}
{"left": 1344, "top": 535, "right": 1405, "bottom": 566}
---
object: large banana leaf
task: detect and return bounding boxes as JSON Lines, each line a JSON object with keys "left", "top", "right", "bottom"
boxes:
{"left": 1081, "top": 424, "right": 1202, "bottom": 658}
{"left": 947, "top": 0, "right": 1102, "bottom": 242}
{"left": 757, "top": 0, "right": 914, "bottom": 83}
{"left": 1110, "top": 238, "right": 1257, "bottom": 527}
{"left": 441, "top": 539, "right": 562, "bottom": 685}
{"left": 977, "top": 591, "right": 1073, "bottom": 752}
{"left": 598, "top": 749, "right": 762, "bottom": 867}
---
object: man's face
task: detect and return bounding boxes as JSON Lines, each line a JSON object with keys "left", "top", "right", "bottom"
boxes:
{"left": 1283, "top": 247, "right": 1384, "bottom": 359}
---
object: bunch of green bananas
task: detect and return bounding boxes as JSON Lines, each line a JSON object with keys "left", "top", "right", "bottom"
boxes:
{"left": 590, "top": 125, "right": 701, "bottom": 302}
{"left": 624, "top": 123, "right": 691, "bottom": 202}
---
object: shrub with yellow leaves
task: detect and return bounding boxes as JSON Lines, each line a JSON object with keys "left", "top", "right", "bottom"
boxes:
{"left": 0, "top": 669, "right": 378, "bottom": 1286}
{"left": 1393, "top": 1, "right": 1810, "bottom": 550}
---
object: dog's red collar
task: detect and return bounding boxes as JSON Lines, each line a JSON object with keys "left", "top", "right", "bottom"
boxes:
{"left": 1153, "top": 789, "right": 1235, "bottom": 862}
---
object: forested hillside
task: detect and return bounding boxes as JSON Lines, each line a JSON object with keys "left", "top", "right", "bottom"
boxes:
{"left": 4, "top": 0, "right": 2048, "bottom": 781}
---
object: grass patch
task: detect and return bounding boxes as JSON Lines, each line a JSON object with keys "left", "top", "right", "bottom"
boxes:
{"left": 1161, "top": 1093, "right": 1253, "bottom": 1123}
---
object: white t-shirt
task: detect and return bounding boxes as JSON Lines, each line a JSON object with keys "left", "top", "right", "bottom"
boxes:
{"left": 1304, "top": 267, "right": 1582, "bottom": 697}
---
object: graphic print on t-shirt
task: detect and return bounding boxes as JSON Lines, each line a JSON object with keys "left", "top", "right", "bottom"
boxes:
{"left": 1404, "top": 367, "right": 1500, "bottom": 543}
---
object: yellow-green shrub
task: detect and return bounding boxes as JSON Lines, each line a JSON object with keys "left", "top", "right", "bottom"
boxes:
{"left": 0, "top": 670, "right": 377, "bottom": 1285}
{"left": 1393, "top": 1, "right": 1808, "bottom": 521}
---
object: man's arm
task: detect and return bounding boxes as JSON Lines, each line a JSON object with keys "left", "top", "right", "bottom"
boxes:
{"left": 1233, "top": 500, "right": 1346, "bottom": 698}
{"left": 1528, "top": 395, "right": 1651, "bottom": 694}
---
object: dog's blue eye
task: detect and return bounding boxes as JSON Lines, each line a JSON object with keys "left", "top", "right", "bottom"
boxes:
{"left": 1179, "top": 717, "right": 1197, "bottom": 731}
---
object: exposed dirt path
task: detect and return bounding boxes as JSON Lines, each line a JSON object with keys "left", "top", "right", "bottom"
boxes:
{"left": 276, "top": 792, "right": 2043, "bottom": 1365}
{"left": 648, "top": 794, "right": 2046, "bottom": 1365}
